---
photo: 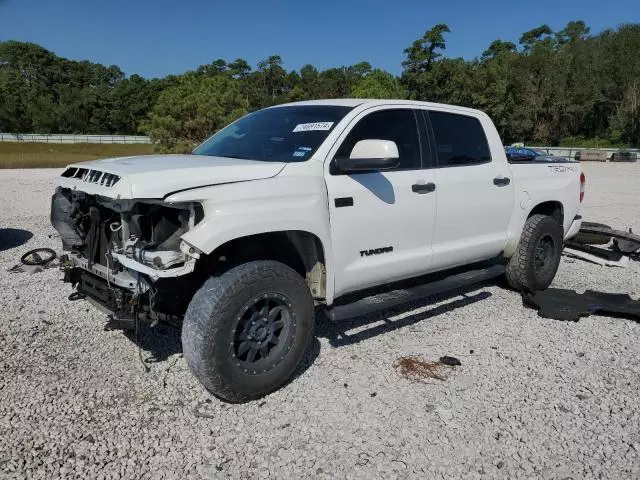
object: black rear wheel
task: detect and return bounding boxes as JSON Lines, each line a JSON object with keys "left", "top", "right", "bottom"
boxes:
{"left": 182, "top": 261, "right": 314, "bottom": 402}
{"left": 533, "top": 234, "right": 556, "bottom": 277}
{"left": 505, "top": 214, "right": 563, "bottom": 292}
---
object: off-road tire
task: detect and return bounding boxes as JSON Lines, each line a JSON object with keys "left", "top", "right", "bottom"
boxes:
{"left": 182, "top": 260, "right": 314, "bottom": 403}
{"left": 572, "top": 221, "right": 612, "bottom": 245}
{"left": 505, "top": 214, "right": 563, "bottom": 292}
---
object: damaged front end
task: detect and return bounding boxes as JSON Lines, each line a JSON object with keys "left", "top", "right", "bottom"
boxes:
{"left": 51, "top": 186, "right": 203, "bottom": 327}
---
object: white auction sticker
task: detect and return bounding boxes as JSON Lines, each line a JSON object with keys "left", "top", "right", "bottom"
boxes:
{"left": 292, "top": 122, "right": 334, "bottom": 132}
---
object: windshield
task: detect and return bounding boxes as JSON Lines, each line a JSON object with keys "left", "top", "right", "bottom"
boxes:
{"left": 193, "top": 105, "right": 353, "bottom": 162}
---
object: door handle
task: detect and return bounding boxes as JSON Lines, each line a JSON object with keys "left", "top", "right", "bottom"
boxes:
{"left": 412, "top": 182, "right": 436, "bottom": 194}
{"left": 493, "top": 176, "right": 511, "bottom": 186}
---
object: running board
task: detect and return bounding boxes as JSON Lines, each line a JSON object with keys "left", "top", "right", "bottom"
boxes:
{"left": 326, "top": 264, "right": 505, "bottom": 322}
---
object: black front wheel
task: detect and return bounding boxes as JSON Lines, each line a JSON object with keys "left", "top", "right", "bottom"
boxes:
{"left": 182, "top": 261, "right": 314, "bottom": 402}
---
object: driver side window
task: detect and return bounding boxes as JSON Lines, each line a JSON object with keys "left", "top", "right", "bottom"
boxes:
{"left": 334, "top": 109, "right": 421, "bottom": 172}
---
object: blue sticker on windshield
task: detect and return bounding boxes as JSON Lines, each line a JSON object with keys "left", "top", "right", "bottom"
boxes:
{"left": 299, "top": 146, "right": 312, "bottom": 151}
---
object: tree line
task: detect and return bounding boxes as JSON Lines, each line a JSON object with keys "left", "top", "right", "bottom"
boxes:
{"left": 1, "top": 21, "right": 638, "bottom": 151}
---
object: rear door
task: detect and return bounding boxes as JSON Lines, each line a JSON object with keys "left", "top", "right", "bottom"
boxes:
{"left": 325, "top": 107, "right": 438, "bottom": 297}
{"left": 421, "top": 109, "right": 515, "bottom": 270}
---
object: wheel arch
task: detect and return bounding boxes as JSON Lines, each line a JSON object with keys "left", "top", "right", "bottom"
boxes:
{"left": 527, "top": 200, "right": 564, "bottom": 226}
{"left": 198, "top": 230, "right": 329, "bottom": 301}
{"left": 504, "top": 200, "right": 566, "bottom": 258}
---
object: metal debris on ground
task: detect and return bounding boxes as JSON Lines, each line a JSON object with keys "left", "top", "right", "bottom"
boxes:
{"left": 614, "top": 228, "right": 640, "bottom": 256}
{"left": 565, "top": 241, "right": 624, "bottom": 262}
{"left": 439, "top": 356, "right": 462, "bottom": 366}
{"left": 563, "top": 222, "right": 640, "bottom": 267}
{"left": 563, "top": 244, "right": 629, "bottom": 268}
{"left": 524, "top": 289, "right": 640, "bottom": 322}
{"left": 572, "top": 221, "right": 612, "bottom": 245}
{"left": 7, "top": 247, "right": 58, "bottom": 274}
{"left": 393, "top": 356, "right": 446, "bottom": 382}
{"left": 578, "top": 223, "right": 640, "bottom": 249}
{"left": 7, "top": 263, "right": 57, "bottom": 274}
{"left": 20, "top": 248, "right": 57, "bottom": 266}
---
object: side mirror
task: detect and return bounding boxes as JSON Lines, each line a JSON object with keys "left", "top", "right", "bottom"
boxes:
{"left": 336, "top": 139, "right": 400, "bottom": 172}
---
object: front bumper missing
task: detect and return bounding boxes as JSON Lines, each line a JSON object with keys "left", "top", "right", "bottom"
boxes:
{"left": 64, "top": 266, "right": 138, "bottom": 324}
{"left": 64, "top": 248, "right": 196, "bottom": 290}
{"left": 64, "top": 252, "right": 145, "bottom": 292}
{"left": 63, "top": 249, "right": 196, "bottom": 323}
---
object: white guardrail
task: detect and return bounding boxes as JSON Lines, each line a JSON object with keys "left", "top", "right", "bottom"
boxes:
{"left": 0, "top": 133, "right": 152, "bottom": 144}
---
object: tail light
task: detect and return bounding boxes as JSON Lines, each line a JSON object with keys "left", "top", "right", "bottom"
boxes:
{"left": 579, "top": 172, "right": 585, "bottom": 202}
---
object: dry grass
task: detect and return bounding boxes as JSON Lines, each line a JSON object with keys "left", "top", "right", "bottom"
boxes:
{"left": 393, "top": 356, "right": 446, "bottom": 382}
{"left": 0, "top": 142, "right": 155, "bottom": 169}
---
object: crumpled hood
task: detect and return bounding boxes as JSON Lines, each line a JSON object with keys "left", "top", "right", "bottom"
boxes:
{"left": 56, "top": 154, "right": 286, "bottom": 199}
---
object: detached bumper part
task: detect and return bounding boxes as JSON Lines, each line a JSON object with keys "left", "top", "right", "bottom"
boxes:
{"left": 524, "top": 288, "right": 640, "bottom": 322}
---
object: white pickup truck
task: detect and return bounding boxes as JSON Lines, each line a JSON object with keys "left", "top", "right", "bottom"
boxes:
{"left": 51, "top": 99, "right": 584, "bottom": 401}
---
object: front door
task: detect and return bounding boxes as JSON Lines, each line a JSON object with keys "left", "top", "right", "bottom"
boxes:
{"left": 324, "top": 107, "right": 438, "bottom": 298}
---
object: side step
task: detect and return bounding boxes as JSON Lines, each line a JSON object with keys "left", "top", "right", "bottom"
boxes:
{"left": 326, "top": 264, "right": 505, "bottom": 322}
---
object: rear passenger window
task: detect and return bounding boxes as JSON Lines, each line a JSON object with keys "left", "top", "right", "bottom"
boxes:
{"left": 335, "top": 109, "right": 420, "bottom": 171}
{"left": 428, "top": 111, "right": 491, "bottom": 167}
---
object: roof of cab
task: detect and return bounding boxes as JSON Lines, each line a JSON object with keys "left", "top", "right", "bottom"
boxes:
{"left": 273, "top": 98, "right": 486, "bottom": 116}
{"left": 275, "top": 99, "right": 366, "bottom": 107}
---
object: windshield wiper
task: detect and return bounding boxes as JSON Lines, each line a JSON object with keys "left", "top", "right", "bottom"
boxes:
{"left": 195, "top": 153, "right": 255, "bottom": 160}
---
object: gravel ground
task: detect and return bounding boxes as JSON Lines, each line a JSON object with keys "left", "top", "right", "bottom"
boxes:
{"left": 1, "top": 163, "right": 639, "bottom": 479}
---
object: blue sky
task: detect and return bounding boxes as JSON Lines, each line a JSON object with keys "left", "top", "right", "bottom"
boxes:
{"left": 1, "top": 0, "right": 638, "bottom": 78}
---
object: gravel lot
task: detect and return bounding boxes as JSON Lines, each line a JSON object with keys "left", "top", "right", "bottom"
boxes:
{"left": 1, "top": 163, "right": 639, "bottom": 479}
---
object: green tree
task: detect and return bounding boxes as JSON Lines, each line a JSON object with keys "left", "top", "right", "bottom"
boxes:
{"left": 109, "top": 74, "right": 163, "bottom": 134}
{"left": 401, "top": 24, "right": 451, "bottom": 100}
{"left": 402, "top": 24, "right": 451, "bottom": 74}
{"left": 481, "top": 40, "right": 517, "bottom": 61}
{"left": 315, "top": 67, "right": 351, "bottom": 98}
{"left": 196, "top": 59, "right": 228, "bottom": 76}
{"left": 519, "top": 25, "right": 554, "bottom": 51}
{"left": 556, "top": 21, "right": 591, "bottom": 46}
{"left": 140, "top": 74, "right": 248, "bottom": 152}
{"left": 228, "top": 58, "right": 251, "bottom": 79}
{"left": 295, "top": 64, "right": 319, "bottom": 99}
{"left": 0, "top": 69, "right": 32, "bottom": 131}
{"left": 257, "top": 55, "right": 287, "bottom": 100}
{"left": 351, "top": 69, "right": 406, "bottom": 99}
{"left": 2, "top": 23, "right": 640, "bottom": 148}
{"left": 346, "top": 61, "right": 373, "bottom": 82}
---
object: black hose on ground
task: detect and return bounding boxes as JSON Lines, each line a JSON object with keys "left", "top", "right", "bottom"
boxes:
{"left": 20, "top": 248, "right": 57, "bottom": 266}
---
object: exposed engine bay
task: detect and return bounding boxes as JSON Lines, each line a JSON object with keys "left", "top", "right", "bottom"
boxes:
{"left": 51, "top": 187, "right": 204, "bottom": 326}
